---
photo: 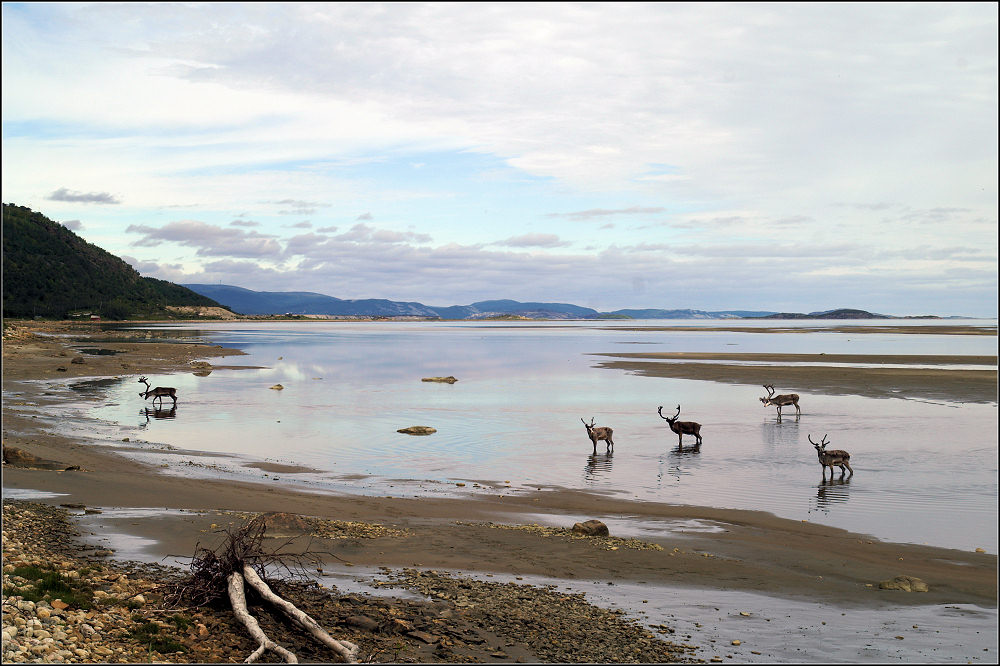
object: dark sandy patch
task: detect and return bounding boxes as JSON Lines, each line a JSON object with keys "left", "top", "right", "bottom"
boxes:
{"left": 590, "top": 352, "right": 998, "bottom": 404}
{"left": 597, "top": 324, "right": 998, "bottom": 336}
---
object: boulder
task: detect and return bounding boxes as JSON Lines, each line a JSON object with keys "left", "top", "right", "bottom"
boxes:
{"left": 2, "top": 446, "right": 81, "bottom": 471}
{"left": 878, "top": 575, "right": 929, "bottom": 592}
{"left": 571, "top": 519, "right": 610, "bottom": 537}
{"left": 260, "top": 512, "right": 314, "bottom": 538}
{"left": 397, "top": 426, "right": 437, "bottom": 435}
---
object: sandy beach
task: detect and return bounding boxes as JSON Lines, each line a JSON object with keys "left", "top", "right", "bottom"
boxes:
{"left": 2, "top": 320, "right": 997, "bottom": 662}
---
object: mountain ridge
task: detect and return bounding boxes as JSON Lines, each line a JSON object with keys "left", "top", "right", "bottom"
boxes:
{"left": 182, "top": 284, "right": 912, "bottom": 320}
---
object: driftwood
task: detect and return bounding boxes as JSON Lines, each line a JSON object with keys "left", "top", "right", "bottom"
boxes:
{"left": 165, "top": 515, "right": 358, "bottom": 663}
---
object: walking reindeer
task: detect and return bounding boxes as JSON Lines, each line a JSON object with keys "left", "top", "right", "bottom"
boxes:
{"left": 760, "top": 384, "right": 801, "bottom": 419}
{"left": 581, "top": 418, "right": 614, "bottom": 454}
{"left": 809, "top": 434, "right": 853, "bottom": 479}
{"left": 657, "top": 405, "right": 703, "bottom": 448}
{"left": 138, "top": 376, "right": 178, "bottom": 407}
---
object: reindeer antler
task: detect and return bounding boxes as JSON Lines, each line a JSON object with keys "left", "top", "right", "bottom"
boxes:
{"left": 808, "top": 434, "right": 830, "bottom": 448}
{"left": 763, "top": 384, "right": 775, "bottom": 397}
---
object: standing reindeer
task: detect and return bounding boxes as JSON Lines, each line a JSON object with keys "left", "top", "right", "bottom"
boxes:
{"left": 760, "top": 384, "right": 801, "bottom": 419}
{"left": 581, "top": 418, "right": 614, "bottom": 454}
{"left": 138, "top": 376, "right": 177, "bottom": 407}
{"left": 657, "top": 405, "right": 703, "bottom": 448}
{"left": 809, "top": 434, "right": 853, "bottom": 479}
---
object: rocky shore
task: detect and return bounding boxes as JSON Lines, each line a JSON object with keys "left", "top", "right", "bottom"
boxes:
{"left": 2, "top": 500, "right": 701, "bottom": 663}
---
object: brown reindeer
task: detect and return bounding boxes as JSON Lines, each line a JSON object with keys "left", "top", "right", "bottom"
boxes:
{"left": 657, "top": 405, "right": 703, "bottom": 448}
{"left": 581, "top": 418, "right": 614, "bottom": 453}
{"left": 809, "top": 434, "right": 853, "bottom": 479}
{"left": 760, "top": 384, "right": 801, "bottom": 418}
{"left": 138, "top": 376, "right": 177, "bottom": 407}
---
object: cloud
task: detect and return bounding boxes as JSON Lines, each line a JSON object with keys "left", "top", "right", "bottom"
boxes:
{"left": 548, "top": 206, "right": 667, "bottom": 220}
{"left": 493, "top": 233, "right": 571, "bottom": 248}
{"left": 61, "top": 219, "right": 83, "bottom": 230}
{"left": 288, "top": 221, "right": 313, "bottom": 229}
{"left": 265, "top": 199, "right": 331, "bottom": 216}
{"left": 125, "top": 220, "right": 283, "bottom": 258}
{"left": 47, "top": 188, "right": 120, "bottom": 204}
{"left": 329, "top": 223, "right": 432, "bottom": 245}
{"left": 356, "top": 212, "right": 373, "bottom": 221}
{"left": 230, "top": 219, "right": 260, "bottom": 227}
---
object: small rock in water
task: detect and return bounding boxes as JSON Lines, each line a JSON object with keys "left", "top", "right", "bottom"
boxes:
{"left": 421, "top": 376, "right": 458, "bottom": 384}
{"left": 269, "top": 384, "right": 284, "bottom": 390}
{"left": 397, "top": 426, "right": 437, "bottom": 435}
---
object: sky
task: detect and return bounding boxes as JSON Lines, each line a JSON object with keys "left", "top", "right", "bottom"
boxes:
{"left": 2, "top": 2, "right": 997, "bottom": 317}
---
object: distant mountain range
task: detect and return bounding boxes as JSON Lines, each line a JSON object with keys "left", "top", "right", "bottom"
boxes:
{"left": 0, "top": 204, "right": 953, "bottom": 321}
{"left": 182, "top": 284, "right": 910, "bottom": 320}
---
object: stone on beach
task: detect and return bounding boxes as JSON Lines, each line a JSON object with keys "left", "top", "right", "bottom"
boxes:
{"left": 878, "top": 575, "right": 929, "bottom": 592}
{"left": 571, "top": 519, "right": 610, "bottom": 537}
{"left": 421, "top": 376, "right": 458, "bottom": 383}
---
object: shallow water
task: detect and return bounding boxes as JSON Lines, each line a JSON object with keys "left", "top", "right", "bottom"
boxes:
{"left": 64, "top": 319, "right": 999, "bottom": 554}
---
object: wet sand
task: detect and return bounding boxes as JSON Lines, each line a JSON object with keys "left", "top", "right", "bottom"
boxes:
{"left": 591, "top": 351, "right": 998, "bottom": 403}
{"left": 2, "top": 320, "right": 996, "bottom": 616}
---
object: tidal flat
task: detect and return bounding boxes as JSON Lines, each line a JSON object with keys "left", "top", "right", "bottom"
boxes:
{"left": 2, "top": 319, "right": 997, "bottom": 663}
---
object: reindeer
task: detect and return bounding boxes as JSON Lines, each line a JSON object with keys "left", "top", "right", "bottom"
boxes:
{"left": 657, "top": 405, "right": 703, "bottom": 448}
{"left": 760, "top": 384, "right": 801, "bottom": 419}
{"left": 809, "top": 434, "right": 853, "bottom": 479}
{"left": 581, "top": 418, "right": 614, "bottom": 454}
{"left": 138, "top": 376, "right": 177, "bottom": 407}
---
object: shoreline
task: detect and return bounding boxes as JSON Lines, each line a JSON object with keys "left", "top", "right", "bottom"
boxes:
{"left": 3, "top": 319, "right": 997, "bottom": 662}
{"left": 3, "top": 320, "right": 996, "bottom": 608}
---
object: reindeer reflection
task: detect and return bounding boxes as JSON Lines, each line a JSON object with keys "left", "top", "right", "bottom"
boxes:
{"left": 140, "top": 405, "right": 177, "bottom": 427}
{"left": 813, "top": 476, "right": 852, "bottom": 513}
{"left": 583, "top": 451, "right": 614, "bottom": 481}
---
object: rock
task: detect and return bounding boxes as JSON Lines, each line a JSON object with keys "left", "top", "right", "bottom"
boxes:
{"left": 397, "top": 426, "right": 437, "bottom": 435}
{"left": 421, "top": 376, "right": 458, "bottom": 384}
{"left": 269, "top": 384, "right": 284, "bottom": 390}
{"left": 572, "top": 520, "right": 610, "bottom": 537}
{"left": 3, "top": 447, "right": 79, "bottom": 471}
{"left": 878, "top": 575, "right": 929, "bottom": 592}
{"left": 260, "top": 512, "right": 314, "bottom": 538}
{"left": 346, "top": 615, "right": 380, "bottom": 631}
{"left": 70, "top": 357, "right": 85, "bottom": 364}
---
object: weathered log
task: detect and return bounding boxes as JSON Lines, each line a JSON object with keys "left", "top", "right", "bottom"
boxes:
{"left": 226, "top": 571, "right": 298, "bottom": 663}
{"left": 242, "top": 566, "right": 359, "bottom": 662}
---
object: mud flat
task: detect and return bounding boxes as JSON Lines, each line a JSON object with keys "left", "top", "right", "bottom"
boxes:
{"left": 591, "top": 351, "right": 998, "bottom": 403}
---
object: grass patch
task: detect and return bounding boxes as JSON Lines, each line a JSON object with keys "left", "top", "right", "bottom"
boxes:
{"left": 3, "top": 567, "right": 94, "bottom": 609}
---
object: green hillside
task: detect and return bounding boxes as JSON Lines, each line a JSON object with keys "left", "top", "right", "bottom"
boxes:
{"left": 2, "top": 203, "right": 224, "bottom": 320}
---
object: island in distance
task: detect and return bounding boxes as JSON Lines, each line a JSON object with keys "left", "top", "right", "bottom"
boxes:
{"left": 182, "top": 284, "right": 938, "bottom": 321}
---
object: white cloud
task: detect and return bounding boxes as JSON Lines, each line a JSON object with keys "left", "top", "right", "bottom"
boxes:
{"left": 2, "top": 2, "right": 995, "bottom": 316}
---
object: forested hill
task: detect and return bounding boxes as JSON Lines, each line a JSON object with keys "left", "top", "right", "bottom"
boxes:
{"left": 2, "top": 203, "right": 223, "bottom": 320}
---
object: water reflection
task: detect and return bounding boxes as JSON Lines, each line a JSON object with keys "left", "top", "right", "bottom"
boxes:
{"left": 761, "top": 418, "right": 801, "bottom": 450}
{"left": 812, "top": 477, "right": 852, "bottom": 513}
{"left": 141, "top": 406, "right": 177, "bottom": 426}
{"left": 583, "top": 452, "right": 614, "bottom": 482}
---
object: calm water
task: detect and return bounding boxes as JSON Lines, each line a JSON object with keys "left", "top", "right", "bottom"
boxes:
{"left": 76, "top": 319, "right": 998, "bottom": 553}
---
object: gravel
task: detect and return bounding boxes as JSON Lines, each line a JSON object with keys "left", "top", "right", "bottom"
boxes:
{"left": 3, "top": 500, "right": 702, "bottom": 663}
